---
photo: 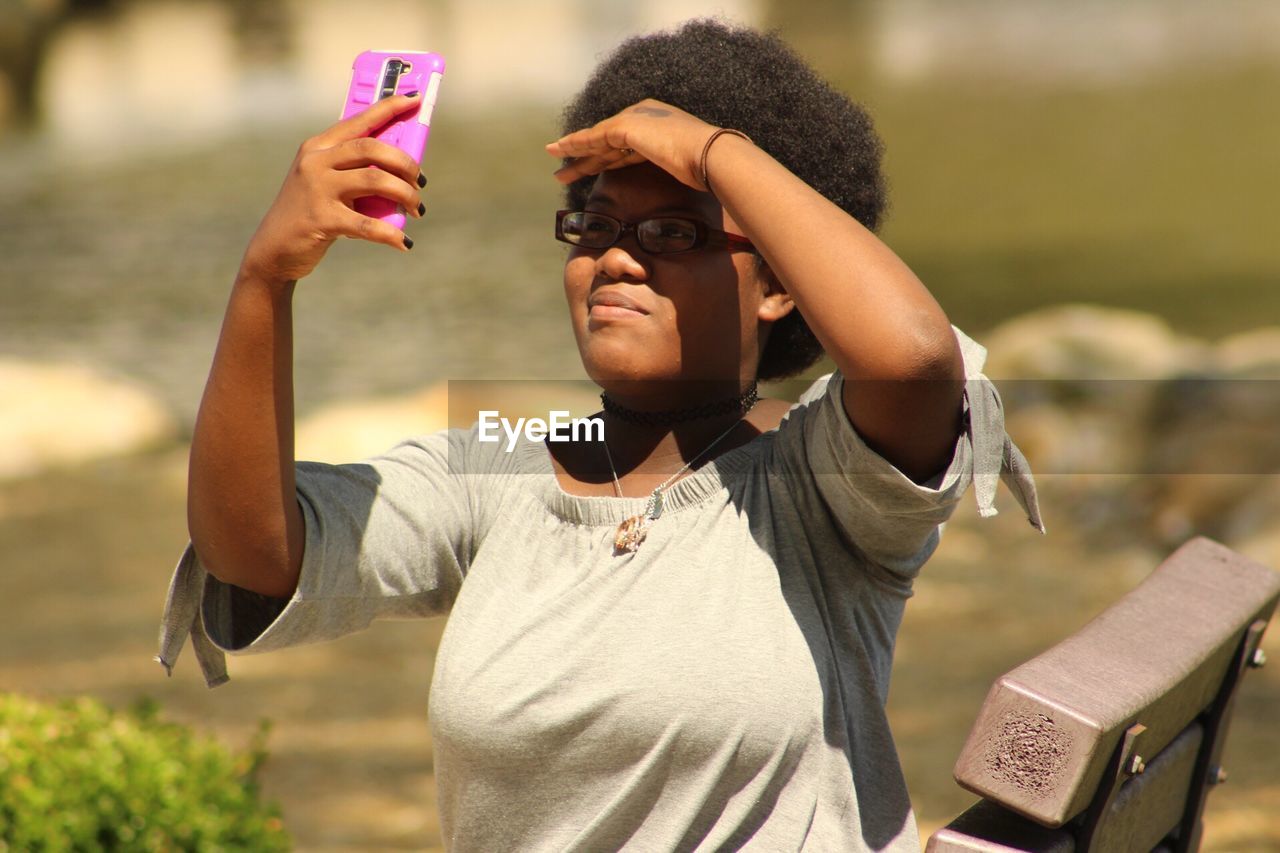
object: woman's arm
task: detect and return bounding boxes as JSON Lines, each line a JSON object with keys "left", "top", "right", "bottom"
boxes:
{"left": 704, "top": 132, "right": 964, "bottom": 483}
{"left": 547, "top": 100, "right": 963, "bottom": 483}
{"left": 188, "top": 94, "right": 427, "bottom": 597}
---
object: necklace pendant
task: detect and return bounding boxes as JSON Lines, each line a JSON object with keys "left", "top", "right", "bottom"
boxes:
{"left": 602, "top": 414, "right": 749, "bottom": 557}
{"left": 614, "top": 514, "right": 650, "bottom": 553}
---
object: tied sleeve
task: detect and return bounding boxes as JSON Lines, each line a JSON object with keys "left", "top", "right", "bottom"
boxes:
{"left": 157, "top": 429, "right": 476, "bottom": 688}
{"left": 777, "top": 326, "right": 1042, "bottom": 579}
{"left": 156, "top": 546, "right": 232, "bottom": 688}
{"left": 956, "top": 329, "right": 1042, "bottom": 530}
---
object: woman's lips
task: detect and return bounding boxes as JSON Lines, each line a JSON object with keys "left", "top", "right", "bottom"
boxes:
{"left": 588, "top": 290, "right": 649, "bottom": 323}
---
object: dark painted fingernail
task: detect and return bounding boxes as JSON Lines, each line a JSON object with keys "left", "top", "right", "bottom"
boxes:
{"left": 417, "top": 202, "right": 426, "bottom": 216}
{"left": 416, "top": 173, "right": 427, "bottom": 188}
{"left": 403, "top": 235, "right": 414, "bottom": 250}
{"left": 405, "top": 90, "right": 420, "bottom": 98}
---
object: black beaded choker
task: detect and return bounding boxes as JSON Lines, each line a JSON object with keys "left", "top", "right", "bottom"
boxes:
{"left": 600, "top": 383, "right": 759, "bottom": 428}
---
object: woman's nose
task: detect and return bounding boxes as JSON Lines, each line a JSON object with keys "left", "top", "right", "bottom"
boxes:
{"left": 595, "top": 244, "right": 649, "bottom": 282}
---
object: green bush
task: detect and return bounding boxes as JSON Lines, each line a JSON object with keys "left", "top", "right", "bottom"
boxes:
{"left": 0, "top": 693, "right": 289, "bottom": 851}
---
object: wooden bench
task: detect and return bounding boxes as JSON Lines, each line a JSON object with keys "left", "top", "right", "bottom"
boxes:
{"left": 925, "top": 537, "right": 1280, "bottom": 853}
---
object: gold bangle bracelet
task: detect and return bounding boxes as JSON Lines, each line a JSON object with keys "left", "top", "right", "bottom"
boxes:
{"left": 699, "top": 128, "right": 752, "bottom": 196}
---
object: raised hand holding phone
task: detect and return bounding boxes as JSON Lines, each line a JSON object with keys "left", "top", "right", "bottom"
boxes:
{"left": 238, "top": 51, "right": 444, "bottom": 287}
{"left": 189, "top": 53, "right": 443, "bottom": 598}
{"left": 238, "top": 94, "right": 423, "bottom": 286}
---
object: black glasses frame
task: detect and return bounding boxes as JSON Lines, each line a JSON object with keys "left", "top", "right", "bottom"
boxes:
{"left": 555, "top": 210, "right": 756, "bottom": 255}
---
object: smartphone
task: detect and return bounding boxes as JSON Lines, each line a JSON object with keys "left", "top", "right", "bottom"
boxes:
{"left": 341, "top": 50, "right": 445, "bottom": 230}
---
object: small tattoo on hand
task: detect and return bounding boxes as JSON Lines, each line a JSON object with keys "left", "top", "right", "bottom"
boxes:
{"left": 632, "top": 106, "right": 671, "bottom": 117}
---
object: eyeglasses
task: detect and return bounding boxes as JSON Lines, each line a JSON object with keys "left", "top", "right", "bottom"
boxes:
{"left": 555, "top": 210, "right": 756, "bottom": 255}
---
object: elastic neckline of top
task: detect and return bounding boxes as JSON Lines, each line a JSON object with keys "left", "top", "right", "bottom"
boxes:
{"left": 514, "top": 430, "right": 775, "bottom": 526}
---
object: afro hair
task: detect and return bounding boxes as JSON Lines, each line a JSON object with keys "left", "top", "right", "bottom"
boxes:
{"left": 560, "top": 19, "right": 887, "bottom": 380}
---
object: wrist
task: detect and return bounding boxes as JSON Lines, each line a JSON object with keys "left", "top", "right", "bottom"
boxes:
{"left": 234, "top": 262, "right": 297, "bottom": 304}
{"left": 699, "top": 128, "right": 752, "bottom": 196}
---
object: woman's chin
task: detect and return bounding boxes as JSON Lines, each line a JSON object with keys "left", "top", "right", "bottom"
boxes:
{"left": 583, "top": 364, "right": 676, "bottom": 387}
{"left": 579, "top": 353, "right": 677, "bottom": 387}
{"left": 575, "top": 333, "right": 663, "bottom": 378}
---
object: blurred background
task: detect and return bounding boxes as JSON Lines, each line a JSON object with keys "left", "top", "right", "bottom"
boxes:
{"left": 2, "top": 0, "right": 1278, "bottom": 849}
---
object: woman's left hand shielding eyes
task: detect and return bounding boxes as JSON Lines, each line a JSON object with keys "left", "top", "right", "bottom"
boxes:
{"left": 546, "top": 99, "right": 721, "bottom": 191}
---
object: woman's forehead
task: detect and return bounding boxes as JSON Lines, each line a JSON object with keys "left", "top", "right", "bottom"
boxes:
{"left": 587, "top": 164, "right": 721, "bottom": 220}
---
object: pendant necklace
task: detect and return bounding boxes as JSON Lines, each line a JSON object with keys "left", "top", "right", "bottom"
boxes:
{"left": 601, "top": 416, "right": 748, "bottom": 554}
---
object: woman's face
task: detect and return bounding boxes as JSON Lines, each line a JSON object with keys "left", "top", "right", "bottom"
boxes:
{"left": 563, "top": 163, "right": 783, "bottom": 395}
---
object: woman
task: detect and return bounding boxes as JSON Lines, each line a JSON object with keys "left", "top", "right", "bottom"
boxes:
{"left": 160, "top": 20, "right": 1041, "bottom": 852}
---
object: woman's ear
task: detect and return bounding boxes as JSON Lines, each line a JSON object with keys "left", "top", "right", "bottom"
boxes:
{"left": 755, "top": 262, "right": 795, "bottom": 323}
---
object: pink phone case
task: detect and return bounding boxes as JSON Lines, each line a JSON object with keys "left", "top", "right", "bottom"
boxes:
{"left": 341, "top": 50, "right": 445, "bottom": 230}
